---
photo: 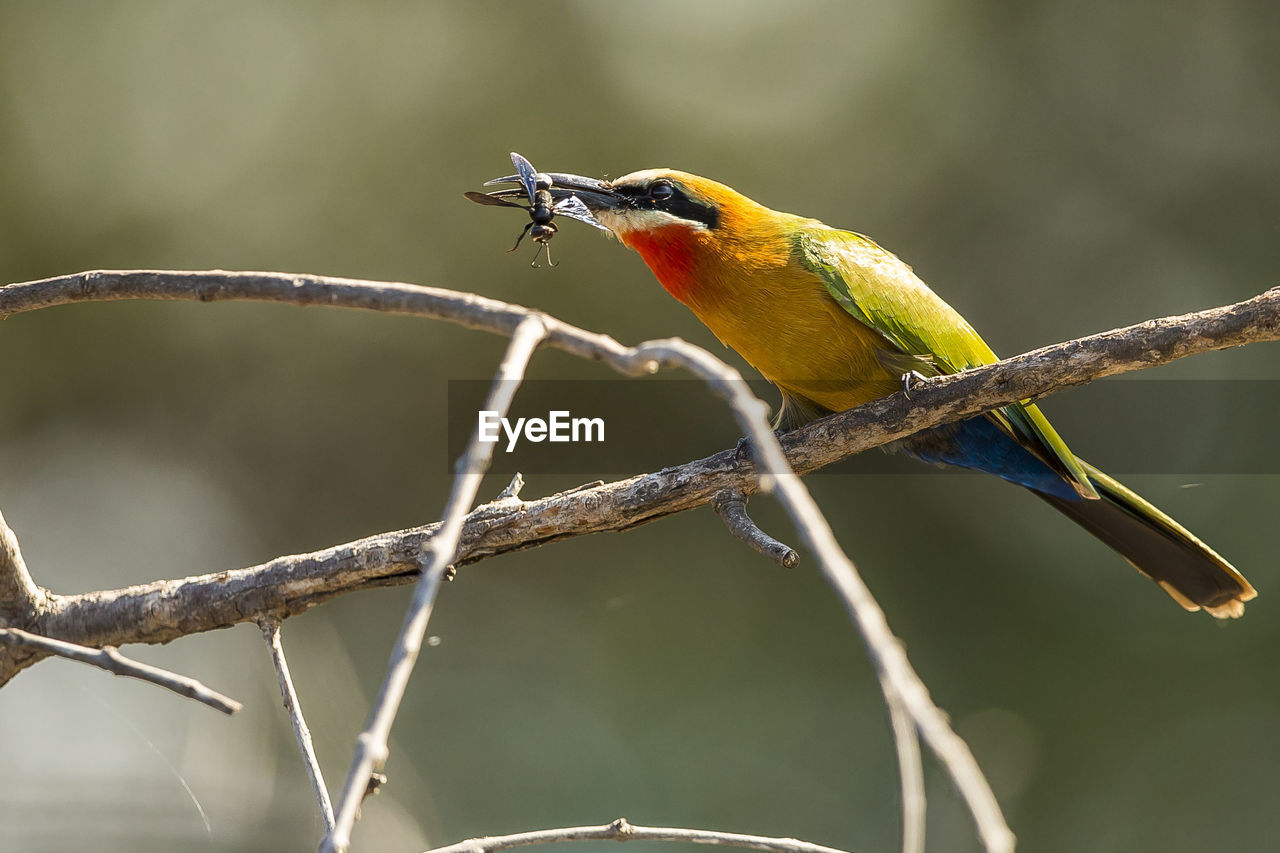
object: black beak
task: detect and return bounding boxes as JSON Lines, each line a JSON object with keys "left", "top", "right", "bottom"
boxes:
{"left": 482, "top": 171, "right": 624, "bottom": 213}
{"left": 548, "top": 174, "right": 624, "bottom": 213}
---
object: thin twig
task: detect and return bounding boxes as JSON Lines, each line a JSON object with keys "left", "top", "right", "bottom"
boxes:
{"left": 425, "top": 817, "right": 855, "bottom": 853}
{"left": 322, "top": 316, "right": 550, "bottom": 853}
{"left": 713, "top": 490, "right": 799, "bottom": 568}
{"left": 885, "top": 686, "right": 926, "bottom": 853}
{"left": 0, "top": 627, "right": 241, "bottom": 714}
{"left": 260, "top": 616, "right": 334, "bottom": 831}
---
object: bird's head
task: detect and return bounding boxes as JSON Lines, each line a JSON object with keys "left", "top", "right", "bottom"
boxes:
{"left": 545, "top": 168, "right": 793, "bottom": 302}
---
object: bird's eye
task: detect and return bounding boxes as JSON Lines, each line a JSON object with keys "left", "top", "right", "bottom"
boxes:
{"left": 650, "top": 182, "right": 676, "bottom": 202}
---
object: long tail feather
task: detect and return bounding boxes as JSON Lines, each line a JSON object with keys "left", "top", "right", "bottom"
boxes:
{"left": 1036, "top": 461, "right": 1256, "bottom": 618}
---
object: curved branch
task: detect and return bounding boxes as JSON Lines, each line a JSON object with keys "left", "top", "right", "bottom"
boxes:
{"left": 425, "top": 818, "right": 855, "bottom": 853}
{"left": 0, "top": 509, "right": 46, "bottom": 623}
{"left": 1, "top": 510, "right": 53, "bottom": 675}
{"left": 0, "top": 270, "right": 652, "bottom": 375}
{"left": 885, "top": 686, "right": 925, "bottom": 853}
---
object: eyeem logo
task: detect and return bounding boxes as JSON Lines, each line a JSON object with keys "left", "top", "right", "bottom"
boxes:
{"left": 478, "top": 410, "right": 605, "bottom": 452}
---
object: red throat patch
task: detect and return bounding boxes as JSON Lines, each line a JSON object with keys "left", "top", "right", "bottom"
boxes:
{"left": 619, "top": 226, "right": 701, "bottom": 303}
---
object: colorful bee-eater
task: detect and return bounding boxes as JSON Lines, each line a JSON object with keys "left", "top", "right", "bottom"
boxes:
{"left": 494, "top": 167, "right": 1257, "bottom": 617}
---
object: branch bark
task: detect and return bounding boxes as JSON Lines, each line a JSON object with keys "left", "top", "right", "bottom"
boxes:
{"left": 714, "top": 490, "right": 800, "bottom": 568}
{"left": 0, "top": 509, "right": 46, "bottom": 624}
{"left": 0, "top": 509, "right": 51, "bottom": 675}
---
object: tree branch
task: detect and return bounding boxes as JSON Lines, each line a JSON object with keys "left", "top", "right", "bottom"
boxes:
{"left": 885, "top": 686, "right": 925, "bottom": 853}
{"left": 260, "top": 617, "right": 334, "bottom": 831}
{"left": 0, "top": 509, "right": 46, "bottom": 624}
{"left": 425, "top": 817, "right": 856, "bottom": 853}
{"left": 0, "top": 270, "right": 653, "bottom": 375}
{"left": 0, "top": 627, "right": 241, "bottom": 714}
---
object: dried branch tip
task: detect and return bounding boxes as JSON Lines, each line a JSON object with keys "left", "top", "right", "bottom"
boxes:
{"left": 497, "top": 473, "right": 525, "bottom": 500}
{"left": 713, "top": 491, "right": 799, "bottom": 568}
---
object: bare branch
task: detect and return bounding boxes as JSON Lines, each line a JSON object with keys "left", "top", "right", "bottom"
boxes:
{"left": 0, "top": 627, "right": 240, "bottom": 714}
{"left": 323, "top": 316, "right": 550, "bottom": 853}
{"left": 0, "top": 508, "right": 46, "bottom": 624}
{"left": 0, "top": 270, "right": 654, "bottom": 376}
{"left": 713, "top": 490, "right": 799, "bottom": 568}
{"left": 260, "top": 617, "right": 334, "bottom": 831}
{"left": 885, "top": 687, "right": 926, "bottom": 853}
{"left": 425, "top": 817, "right": 856, "bottom": 853}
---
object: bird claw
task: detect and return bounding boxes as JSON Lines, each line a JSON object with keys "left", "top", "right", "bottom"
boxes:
{"left": 901, "top": 369, "right": 929, "bottom": 398}
{"left": 733, "top": 428, "right": 788, "bottom": 464}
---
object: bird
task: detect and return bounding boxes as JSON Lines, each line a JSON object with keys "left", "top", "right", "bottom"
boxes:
{"left": 508, "top": 167, "right": 1257, "bottom": 617}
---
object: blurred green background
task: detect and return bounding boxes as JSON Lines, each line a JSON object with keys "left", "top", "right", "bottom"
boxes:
{"left": 2, "top": 2, "right": 1279, "bottom": 851}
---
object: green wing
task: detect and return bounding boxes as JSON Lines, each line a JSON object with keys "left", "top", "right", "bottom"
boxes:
{"left": 796, "top": 227, "right": 1098, "bottom": 499}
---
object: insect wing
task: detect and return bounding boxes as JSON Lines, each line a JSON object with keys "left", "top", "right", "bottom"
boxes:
{"left": 509, "top": 152, "right": 541, "bottom": 205}
{"left": 552, "top": 194, "right": 610, "bottom": 231}
{"left": 464, "top": 191, "right": 527, "bottom": 209}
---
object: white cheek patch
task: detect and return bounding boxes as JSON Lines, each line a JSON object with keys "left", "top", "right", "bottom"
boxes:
{"left": 595, "top": 208, "right": 710, "bottom": 235}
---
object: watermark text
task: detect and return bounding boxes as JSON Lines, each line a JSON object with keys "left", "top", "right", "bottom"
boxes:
{"left": 478, "top": 410, "right": 605, "bottom": 452}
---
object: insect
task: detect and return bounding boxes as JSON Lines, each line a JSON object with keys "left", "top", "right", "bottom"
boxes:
{"left": 465, "top": 152, "right": 609, "bottom": 267}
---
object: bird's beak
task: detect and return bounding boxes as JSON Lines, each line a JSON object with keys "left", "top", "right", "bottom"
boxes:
{"left": 544, "top": 173, "right": 624, "bottom": 213}
{"left": 482, "top": 171, "right": 625, "bottom": 213}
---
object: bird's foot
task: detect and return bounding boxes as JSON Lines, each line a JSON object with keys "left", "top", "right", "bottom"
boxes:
{"left": 733, "top": 429, "right": 789, "bottom": 464}
{"left": 901, "top": 369, "right": 930, "bottom": 399}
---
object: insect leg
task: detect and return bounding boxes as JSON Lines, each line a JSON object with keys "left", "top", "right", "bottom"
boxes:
{"left": 507, "top": 221, "right": 533, "bottom": 253}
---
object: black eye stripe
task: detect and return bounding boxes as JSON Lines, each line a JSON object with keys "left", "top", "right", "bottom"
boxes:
{"left": 616, "top": 181, "right": 720, "bottom": 229}
{"left": 663, "top": 194, "right": 720, "bottom": 229}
